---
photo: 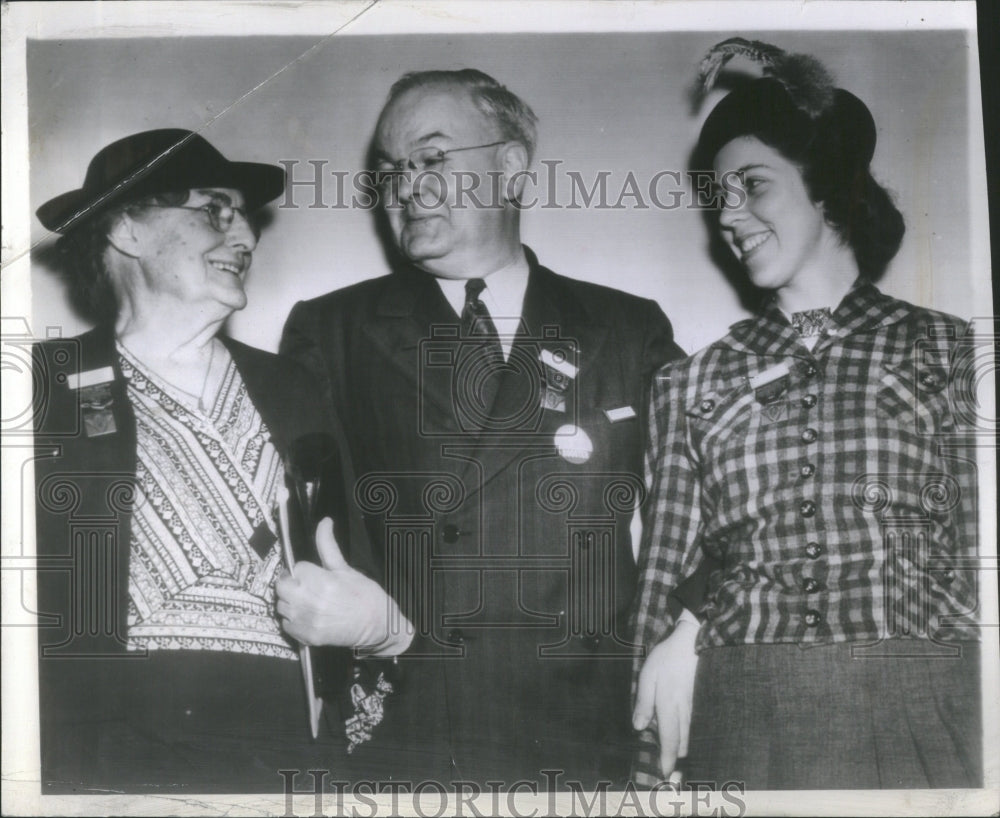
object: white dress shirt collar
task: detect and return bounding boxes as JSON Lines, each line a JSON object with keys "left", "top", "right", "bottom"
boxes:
{"left": 436, "top": 250, "right": 530, "bottom": 360}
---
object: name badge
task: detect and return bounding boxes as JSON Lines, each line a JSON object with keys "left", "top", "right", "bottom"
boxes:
{"left": 748, "top": 362, "right": 790, "bottom": 391}
{"left": 539, "top": 348, "right": 577, "bottom": 413}
{"left": 70, "top": 368, "right": 117, "bottom": 438}
{"left": 749, "top": 362, "right": 791, "bottom": 407}
{"left": 67, "top": 366, "right": 114, "bottom": 391}
{"left": 604, "top": 405, "right": 636, "bottom": 423}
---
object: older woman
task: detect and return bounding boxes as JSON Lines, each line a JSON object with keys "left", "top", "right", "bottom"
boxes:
{"left": 33, "top": 129, "right": 410, "bottom": 793}
{"left": 632, "top": 41, "right": 981, "bottom": 789}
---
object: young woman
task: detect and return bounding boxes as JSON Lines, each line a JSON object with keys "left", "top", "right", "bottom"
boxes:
{"left": 632, "top": 40, "right": 981, "bottom": 790}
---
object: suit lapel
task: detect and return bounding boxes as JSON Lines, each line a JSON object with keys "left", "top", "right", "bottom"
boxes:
{"left": 460, "top": 260, "right": 610, "bottom": 490}
{"left": 361, "top": 268, "right": 463, "bottom": 434}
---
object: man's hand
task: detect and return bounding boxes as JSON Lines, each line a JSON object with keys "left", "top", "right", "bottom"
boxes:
{"left": 275, "top": 518, "right": 414, "bottom": 655}
{"left": 632, "top": 614, "right": 700, "bottom": 778}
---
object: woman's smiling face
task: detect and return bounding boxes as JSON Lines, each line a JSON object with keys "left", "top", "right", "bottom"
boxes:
{"left": 127, "top": 187, "right": 258, "bottom": 315}
{"left": 713, "top": 136, "right": 834, "bottom": 295}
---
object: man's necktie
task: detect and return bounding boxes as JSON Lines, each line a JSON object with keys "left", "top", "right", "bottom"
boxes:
{"left": 459, "top": 278, "right": 504, "bottom": 422}
{"left": 462, "top": 279, "right": 503, "bottom": 353}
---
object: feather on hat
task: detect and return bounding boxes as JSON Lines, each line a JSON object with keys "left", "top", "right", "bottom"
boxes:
{"left": 693, "top": 37, "right": 836, "bottom": 117}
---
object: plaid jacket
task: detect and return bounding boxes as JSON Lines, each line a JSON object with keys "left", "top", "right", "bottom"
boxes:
{"left": 631, "top": 281, "right": 982, "bottom": 782}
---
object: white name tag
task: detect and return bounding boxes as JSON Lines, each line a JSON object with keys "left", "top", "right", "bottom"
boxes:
{"left": 67, "top": 366, "right": 114, "bottom": 390}
{"left": 604, "top": 405, "right": 636, "bottom": 422}
{"left": 539, "top": 349, "right": 578, "bottom": 379}
{"left": 748, "top": 362, "right": 791, "bottom": 391}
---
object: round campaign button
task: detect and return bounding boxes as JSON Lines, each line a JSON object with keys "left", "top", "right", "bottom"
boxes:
{"left": 554, "top": 424, "right": 593, "bottom": 464}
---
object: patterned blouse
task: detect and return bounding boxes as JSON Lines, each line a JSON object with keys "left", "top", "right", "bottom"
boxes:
{"left": 632, "top": 280, "right": 980, "bottom": 657}
{"left": 118, "top": 343, "right": 296, "bottom": 660}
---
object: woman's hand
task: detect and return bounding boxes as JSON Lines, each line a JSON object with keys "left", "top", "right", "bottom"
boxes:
{"left": 275, "top": 518, "right": 414, "bottom": 655}
{"left": 632, "top": 613, "right": 700, "bottom": 779}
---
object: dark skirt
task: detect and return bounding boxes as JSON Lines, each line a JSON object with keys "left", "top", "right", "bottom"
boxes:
{"left": 40, "top": 650, "right": 349, "bottom": 794}
{"left": 684, "top": 640, "right": 981, "bottom": 790}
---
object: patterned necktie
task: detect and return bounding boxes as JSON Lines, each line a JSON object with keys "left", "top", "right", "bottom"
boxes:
{"left": 462, "top": 279, "right": 504, "bottom": 358}
{"left": 790, "top": 307, "right": 832, "bottom": 338}
{"left": 459, "top": 278, "right": 504, "bottom": 421}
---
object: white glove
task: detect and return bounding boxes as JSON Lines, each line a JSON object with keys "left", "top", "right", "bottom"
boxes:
{"left": 632, "top": 611, "right": 700, "bottom": 778}
{"left": 276, "top": 517, "right": 414, "bottom": 656}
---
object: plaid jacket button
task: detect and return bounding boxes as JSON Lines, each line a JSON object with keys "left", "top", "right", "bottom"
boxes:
{"left": 799, "top": 500, "right": 816, "bottom": 517}
{"left": 804, "top": 541, "right": 823, "bottom": 559}
{"left": 918, "top": 370, "right": 945, "bottom": 392}
{"left": 801, "top": 394, "right": 818, "bottom": 408}
{"left": 803, "top": 578, "right": 822, "bottom": 593}
{"left": 699, "top": 399, "right": 715, "bottom": 414}
{"left": 801, "top": 428, "right": 818, "bottom": 443}
{"left": 804, "top": 609, "right": 822, "bottom": 627}
{"left": 800, "top": 463, "right": 816, "bottom": 478}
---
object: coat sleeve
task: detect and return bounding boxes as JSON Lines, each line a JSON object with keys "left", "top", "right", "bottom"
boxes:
{"left": 630, "top": 357, "right": 709, "bottom": 785}
{"left": 636, "top": 303, "right": 717, "bottom": 622}
{"left": 632, "top": 360, "right": 707, "bottom": 653}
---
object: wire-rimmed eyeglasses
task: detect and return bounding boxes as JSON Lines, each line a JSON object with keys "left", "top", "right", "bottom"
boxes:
{"left": 143, "top": 200, "right": 254, "bottom": 234}
{"left": 375, "top": 140, "right": 507, "bottom": 188}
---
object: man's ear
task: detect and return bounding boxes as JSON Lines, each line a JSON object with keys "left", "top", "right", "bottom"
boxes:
{"left": 500, "top": 142, "right": 530, "bottom": 203}
{"left": 106, "top": 211, "right": 142, "bottom": 259}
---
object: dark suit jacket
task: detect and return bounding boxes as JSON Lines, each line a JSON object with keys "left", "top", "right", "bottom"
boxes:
{"left": 32, "top": 324, "right": 371, "bottom": 790}
{"left": 280, "top": 247, "right": 685, "bottom": 787}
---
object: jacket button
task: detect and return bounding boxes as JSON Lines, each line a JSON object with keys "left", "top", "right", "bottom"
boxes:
{"left": 803, "top": 578, "right": 822, "bottom": 594}
{"left": 801, "top": 428, "right": 818, "bottom": 443}
{"left": 804, "top": 609, "right": 822, "bottom": 627}
{"left": 447, "top": 628, "right": 465, "bottom": 644}
{"left": 804, "top": 541, "right": 823, "bottom": 559}
{"left": 801, "top": 394, "right": 817, "bottom": 409}
{"left": 699, "top": 399, "right": 715, "bottom": 414}
{"left": 799, "top": 500, "right": 816, "bottom": 517}
{"left": 441, "top": 523, "right": 461, "bottom": 543}
{"left": 918, "top": 370, "right": 945, "bottom": 393}
{"left": 803, "top": 363, "right": 818, "bottom": 378}
{"left": 800, "top": 463, "right": 816, "bottom": 478}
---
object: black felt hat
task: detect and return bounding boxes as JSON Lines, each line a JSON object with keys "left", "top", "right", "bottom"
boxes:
{"left": 691, "top": 39, "right": 876, "bottom": 171}
{"left": 37, "top": 128, "right": 286, "bottom": 233}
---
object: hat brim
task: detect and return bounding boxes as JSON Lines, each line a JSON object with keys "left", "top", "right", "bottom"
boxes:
{"left": 37, "top": 159, "right": 286, "bottom": 233}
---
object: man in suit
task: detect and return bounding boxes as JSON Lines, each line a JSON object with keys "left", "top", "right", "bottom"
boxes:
{"left": 280, "top": 69, "right": 685, "bottom": 789}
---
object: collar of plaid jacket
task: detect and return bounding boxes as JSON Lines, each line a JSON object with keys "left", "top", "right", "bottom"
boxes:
{"left": 720, "top": 278, "right": 914, "bottom": 357}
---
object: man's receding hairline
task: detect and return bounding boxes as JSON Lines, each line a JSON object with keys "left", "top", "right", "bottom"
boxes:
{"left": 376, "top": 82, "right": 503, "bottom": 144}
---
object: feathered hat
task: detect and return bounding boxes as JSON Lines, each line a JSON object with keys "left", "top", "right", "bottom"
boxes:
{"left": 691, "top": 38, "right": 876, "bottom": 173}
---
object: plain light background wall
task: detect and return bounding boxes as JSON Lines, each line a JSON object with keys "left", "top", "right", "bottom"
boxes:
{"left": 28, "top": 30, "right": 975, "bottom": 354}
